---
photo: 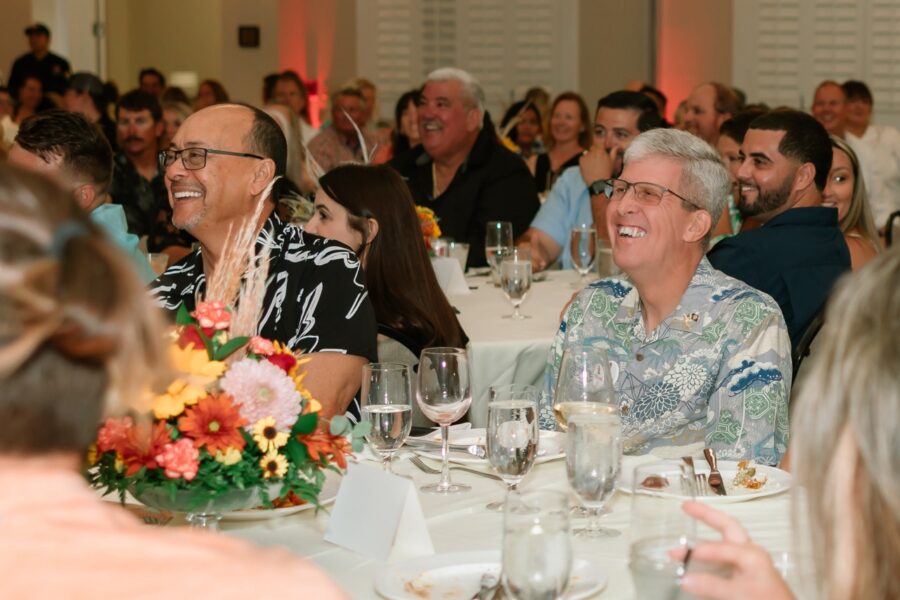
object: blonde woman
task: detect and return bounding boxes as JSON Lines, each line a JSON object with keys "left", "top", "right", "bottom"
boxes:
{"left": 0, "top": 165, "right": 346, "bottom": 598}
{"left": 823, "top": 135, "right": 881, "bottom": 269}
{"left": 160, "top": 100, "right": 193, "bottom": 149}
{"left": 681, "top": 248, "right": 900, "bottom": 599}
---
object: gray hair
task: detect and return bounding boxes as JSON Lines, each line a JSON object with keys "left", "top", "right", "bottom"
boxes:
{"left": 624, "top": 128, "right": 730, "bottom": 245}
{"left": 424, "top": 67, "right": 486, "bottom": 115}
{"left": 792, "top": 248, "right": 900, "bottom": 599}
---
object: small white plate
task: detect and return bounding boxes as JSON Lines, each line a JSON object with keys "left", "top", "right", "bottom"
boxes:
{"left": 374, "top": 551, "right": 607, "bottom": 600}
{"left": 617, "top": 460, "right": 792, "bottom": 503}
{"left": 220, "top": 470, "right": 342, "bottom": 521}
{"left": 411, "top": 428, "right": 565, "bottom": 465}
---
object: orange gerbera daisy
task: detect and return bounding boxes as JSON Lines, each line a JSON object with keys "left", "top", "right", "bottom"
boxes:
{"left": 296, "top": 430, "right": 352, "bottom": 469}
{"left": 177, "top": 393, "right": 248, "bottom": 454}
{"left": 119, "top": 421, "right": 171, "bottom": 476}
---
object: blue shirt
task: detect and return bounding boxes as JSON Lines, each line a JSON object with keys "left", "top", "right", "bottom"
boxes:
{"left": 707, "top": 207, "right": 850, "bottom": 348}
{"left": 90, "top": 203, "right": 156, "bottom": 283}
{"left": 530, "top": 166, "right": 593, "bottom": 270}
{"left": 541, "top": 258, "right": 792, "bottom": 465}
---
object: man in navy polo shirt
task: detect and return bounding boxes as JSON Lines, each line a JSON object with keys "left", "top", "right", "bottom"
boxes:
{"left": 708, "top": 110, "right": 851, "bottom": 348}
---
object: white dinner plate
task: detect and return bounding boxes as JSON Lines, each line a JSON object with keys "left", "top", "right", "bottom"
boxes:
{"left": 412, "top": 428, "right": 565, "bottom": 465}
{"left": 374, "top": 551, "right": 607, "bottom": 600}
{"left": 617, "top": 460, "right": 792, "bottom": 503}
{"left": 220, "top": 470, "right": 342, "bottom": 521}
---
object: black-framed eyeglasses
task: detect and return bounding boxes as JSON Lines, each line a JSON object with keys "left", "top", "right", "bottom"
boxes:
{"left": 158, "top": 147, "right": 265, "bottom": 171}
{"left": 602, "top": 178, "right": 703, "bottom": 211}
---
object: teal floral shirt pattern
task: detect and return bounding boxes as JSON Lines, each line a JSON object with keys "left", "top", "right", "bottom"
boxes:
{"left": 541, "top": 258, "right": 791, "bottom": 465}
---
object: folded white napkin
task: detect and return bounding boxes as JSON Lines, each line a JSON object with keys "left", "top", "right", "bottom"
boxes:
{"left": 431, "top": 256, "right": 470, "bottom": 296}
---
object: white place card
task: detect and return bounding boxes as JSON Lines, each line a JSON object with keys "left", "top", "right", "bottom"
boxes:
{"left": 324, "top": 462, "right": 434, "bottom": 562}
{"left": 431, "top": 256, "right": 471, "bottom": 296}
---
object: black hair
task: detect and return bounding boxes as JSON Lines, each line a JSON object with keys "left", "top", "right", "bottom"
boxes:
{"left": 138, "top": 68, "right": 166, "bottom": 89}
{"left": 719, "top": 109, "right": 768, "bottom": 144}
{"left": 160, "top": 86, "right": 190, "bottom": 105}
{"left": 639, "top": 84, "right": 667, "bottom": 113}
{"left": 116, "top": 89, "right": 162, "bottom": 122}
{"left": 239, "top": 103, "right": 287, "bottom": 181}
{"left": 262, "top": 73, "right": 279, "bottom": 104}
{"left": 749, "top": 110, "right": 832, "bottom": 191}
{"left": 597, "top": 90, "right": 664, "bottom": 132}
{"left": 392, "top": 89, "right": 422, "bottom": 155}
{"left": 14, "top": 110, "right": 113, "bottom": 193}
{"left": 842, "top": 80, "right": 873, "bottom": 105}
{"left": 67, "top": 72, "right": 107, "bottom": 113}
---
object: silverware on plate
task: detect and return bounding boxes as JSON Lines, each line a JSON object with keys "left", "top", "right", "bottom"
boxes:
{"left": 703, "top": 447, "right": 727, "bottom": 496}
{"left": 409, "top": 456, "right": 502, "bottom": 481}
{"left": 405, "top": 438, "right": 486, "bottom": 459}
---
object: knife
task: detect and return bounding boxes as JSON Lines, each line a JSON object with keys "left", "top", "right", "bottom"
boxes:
{"left": 703, "top": 447, "right": 727, "bottom": 496}
{"left": 405, "top": 438, "right": 487, "bottom": 459}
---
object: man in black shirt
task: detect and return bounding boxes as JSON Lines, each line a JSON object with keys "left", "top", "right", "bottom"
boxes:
{"left": 150, "top": 103, "right": 377, "bottom": 417}
{"left": 390, "top": 68, "right": 539, "bottom": 268}
{"left": 7, "top": 24, "right": 70, "bottom": 102}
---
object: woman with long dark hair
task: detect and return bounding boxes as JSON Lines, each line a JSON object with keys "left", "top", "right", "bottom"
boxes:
{"left": 304, "top": 164, "right": 467, "bottom": 424}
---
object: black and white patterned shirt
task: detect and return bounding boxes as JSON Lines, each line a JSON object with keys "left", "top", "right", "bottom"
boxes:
{"left": 149, "top": 213, "right": 378, "bottom": 363}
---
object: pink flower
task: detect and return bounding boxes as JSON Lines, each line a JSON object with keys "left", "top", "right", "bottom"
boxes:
{"left": 97, "top": 416, "right": 134, "bottom": 453}
{"left": 191, "top": 301, "right": 231, "bottom": 331}
{"left": 155, "top": 438, "right": 200, "bottom": 481}
{"left": 220, "top": 359, "right": 302, "bottom": 431}
{"left": 249, "top": 336, "right": 276, "bottom": 356}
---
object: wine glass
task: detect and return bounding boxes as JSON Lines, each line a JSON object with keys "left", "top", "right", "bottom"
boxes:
{"left": 500, "top": 251, "right": 533, "bottom": 320}
{"left": 629, "top": 461, "right": 698, "bottom": 599}
{"left": 485, "top": 384, "right": 539, "bottom": 511}
{"left": 359, "top": 363, "right": 412, "bottom": 473}
{"left": 565, "top": 408, "right": 622, "bottom": 537}
{"left": 502, "top": 489, "right": 572, "bottom": 600}
{"left": 486, "top": 221, "right": 514, "bottom": 284}
{"left": 570, "top": 226, "right": 598, "bottom": 287}
{"left": 415, "top": 347, "right": 472, "bottom": 494}
{"left": 552, "top": 344, "right": 617, "bottom": 432}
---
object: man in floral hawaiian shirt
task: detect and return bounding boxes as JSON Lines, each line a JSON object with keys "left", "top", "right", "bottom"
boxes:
{"left": 542, "top": 128, "right": 791, "bottom": 465}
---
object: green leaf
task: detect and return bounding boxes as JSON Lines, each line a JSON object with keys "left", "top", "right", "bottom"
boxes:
{"left": 351, "top": 422, "right": 372, "bottom": 437}
{"left": 285, "top": 437, "right": 308, "bottom": 464}
{"left": 292, "top": 412, "right": 317, "bottom": 435}
{"left": 213, "top": 335, "right": 250, "bottom": 361}
{"left": 175, "top": 303, "right": 195, "bottom": 325}
{"left": 196, "top": 326, "right": 214, "bottom": 357}
{"left": 329, "top": 415, "right": 351, "bottom": 436}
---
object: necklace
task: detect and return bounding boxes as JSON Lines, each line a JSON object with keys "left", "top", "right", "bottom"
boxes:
{"left": 431, "top": 162, "right": 443, "bottom": 198}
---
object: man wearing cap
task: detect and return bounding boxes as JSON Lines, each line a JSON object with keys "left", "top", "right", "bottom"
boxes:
{"left": 7, "top": 24, "right": 71, "bottom": 103}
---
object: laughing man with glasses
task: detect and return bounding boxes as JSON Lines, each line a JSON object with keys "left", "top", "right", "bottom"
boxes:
{"left": 149, "top": 103, "right": 378, "bottom": 419}
{"left": 541, "top": 128, "right": 792, "bottom": 466}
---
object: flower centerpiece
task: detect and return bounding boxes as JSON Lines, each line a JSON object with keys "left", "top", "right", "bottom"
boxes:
{"left": 416, "top": 205, "right": 442, "bottom": 254}
{"left": 88, "top": 301, "right": 369, "bottom": 527}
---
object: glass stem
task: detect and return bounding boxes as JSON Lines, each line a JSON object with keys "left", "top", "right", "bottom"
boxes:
{"left": 587, "top": 507, "right": 601, "bottom": 532}
{"left": 186, "top": 512, "right": 221, "bottom": 531}
{"left": 439, "top": 424, "right": 452, "bottom": 490}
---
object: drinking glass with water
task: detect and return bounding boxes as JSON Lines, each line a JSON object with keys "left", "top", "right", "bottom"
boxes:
{"left": 359, "top": 363, "right": 412, "bottom": 473}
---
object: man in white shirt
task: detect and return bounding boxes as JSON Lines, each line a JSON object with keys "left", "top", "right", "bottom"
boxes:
{"left": 841, "top": 79, "right": 900, "bottom": 231}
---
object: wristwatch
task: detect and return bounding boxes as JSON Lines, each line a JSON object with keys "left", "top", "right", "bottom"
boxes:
{"left": 588, "top": 179, "right": 608, "bottom": 197}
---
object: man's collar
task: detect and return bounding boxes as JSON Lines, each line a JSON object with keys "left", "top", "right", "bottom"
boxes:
{"left": 414, "top": 112, "right": 497, "bottom": 173}
{"left": 763, "top": 206, "right": 839, "bottom": 227}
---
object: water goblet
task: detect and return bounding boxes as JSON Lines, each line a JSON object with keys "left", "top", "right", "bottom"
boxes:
{"left": 500, "top": 251, "right": 533, "bottom": 319}
{"left": 502, "top": 489, "right": 572, "bottom": 600}
{"left": 552, "top": 344, "right": 617, "bottom": 432}
{"left": 628, "top": 460, "right": 698, "bottom": 599}
{"left": 486, "top": 221, "right": 514, "bottom": 284}
{"left": 359, "top": 363, "right": 412, "bottom": 473}
{"left": 415, "top": 347, "right": 472, "bottom": 494}
{"left": 485, "top": 384, "right": 539, "bottom": 511}
{"left": 565, "top": 408, "right": 622, "bottom": 537}
{"left": 570, "top": 226, "right": 598, "bottom": 287}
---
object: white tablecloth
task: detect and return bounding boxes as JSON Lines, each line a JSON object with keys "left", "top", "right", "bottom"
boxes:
{"left": 221, "top": 454, "right": 796, "bottom": 599}
{"left": 450, "top": 270, "right": 583, "bottom": 427}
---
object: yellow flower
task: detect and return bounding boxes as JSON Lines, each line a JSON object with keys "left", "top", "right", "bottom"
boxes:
{"left": 252, "top": 417, "right": 289, "bottom": 453}
{"left": 86, "top": 444, "right": 99, "bottom": 466}
{"left": 169, "top": 344, "right": 226, "bottom": 384}
{"left": 260, "top": 450, "right": 288, "bottom": 479}
{"left": 114, "top": 455, "right": 125, "bottom": 472}
{"left": 214, "top": 447, "right": 242, "bottom": 466}
{"left": 152, "top": 379, "right": 207, "bottom": 419}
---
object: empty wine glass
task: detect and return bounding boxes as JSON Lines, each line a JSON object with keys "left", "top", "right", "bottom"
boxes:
{"left": 485, "top": 384, "right": 539, "bottom": 511}
{"left": 552, "top": 344, "right": 617, "bottom": 432}
{"left": 415, "top": 347, "right": 472, "bottom": 494}
{"left": 565, "top": 409, "right": 622, "bottom": 537}
{"left": 629, "top": 461, "right": 698, "bottom": 599}
{"left": 486, "top": 221, "right": 514, "bottom": 284}
{"left": 502, "top": 489, "right": 572, "bottom": 600}
{"left": 500, "top": 250, "right": 533, "bottom": 320}
{"left": 359, "top": 363, "right": 412, "bottom": 473}
{"left": 570, "top": 226, "right": 598, "bottom": 287}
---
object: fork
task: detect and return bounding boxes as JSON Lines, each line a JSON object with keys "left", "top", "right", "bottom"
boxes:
{"left": 410, "top": 456, "right": 503, "bottom": 481}
{"left": 695, "top": 473, "right": 709, "bottom": 497}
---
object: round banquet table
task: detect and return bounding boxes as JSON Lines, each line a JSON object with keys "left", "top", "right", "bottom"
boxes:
{"left": 450, "top": 269, "right": 583, "bottom": 428}
{"left": 218, "top": 452, "right": 797, "bottom": 599}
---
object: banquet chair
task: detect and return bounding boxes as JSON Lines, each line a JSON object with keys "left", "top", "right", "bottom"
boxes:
{"left": 885, "top": 210, "right": 900, "bottom": 247}
{"left": 791, "top": 304, "right": 826, "bottom": 382}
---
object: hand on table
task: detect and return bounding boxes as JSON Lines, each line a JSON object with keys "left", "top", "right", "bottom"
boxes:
{"left": 680, "top": 501, "right": 795, "bottom": 600}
